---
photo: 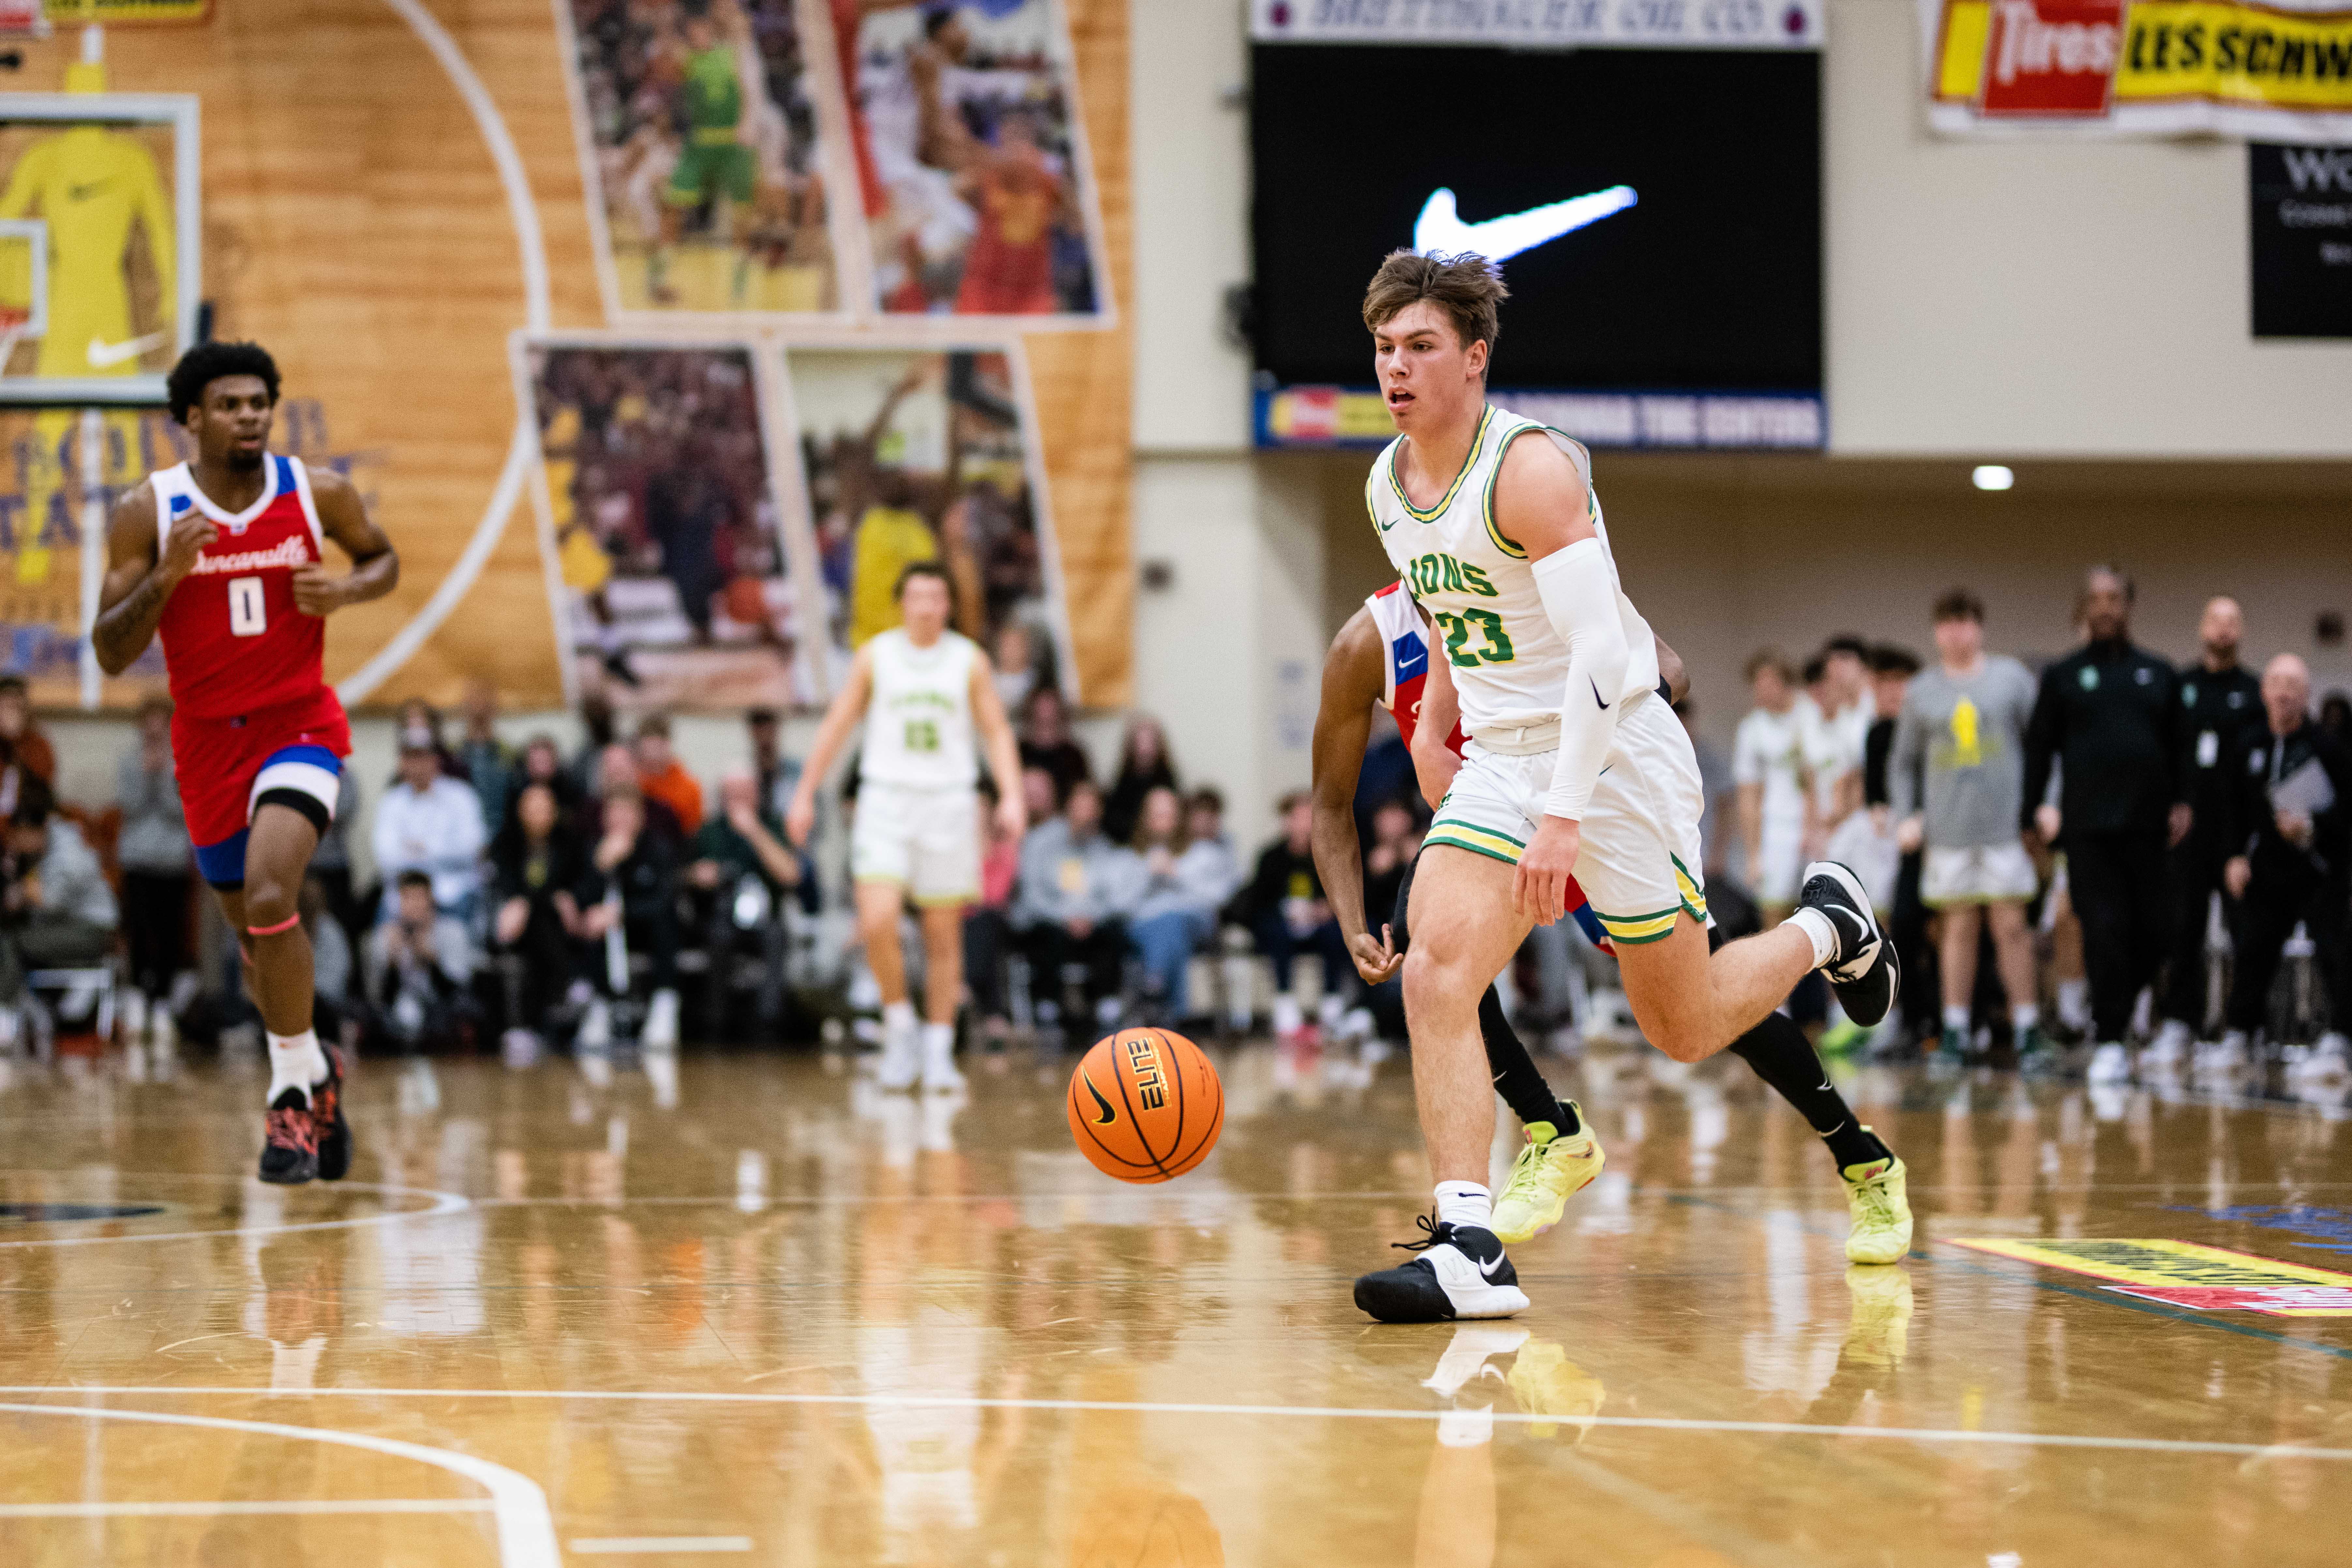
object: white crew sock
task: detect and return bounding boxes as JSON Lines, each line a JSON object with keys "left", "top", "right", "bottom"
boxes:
{"left": 267, "top": 1029, "right": 328, "bottom": 1106}
{"left": 2010, "top": 1002, "right": 2040, "bottom": 1032}
{"left": 1788, "top": 907, "right": 1837, "bottom": 969}
{"left": 2057, "top": 979, "right": 2090, "bottom": 1029}
{"left": 882, "top": 1000, "right": 917, "bottom": 1038}
{"left": 1942, "top": 1005, "right": 1971, "bottom": 1035}
{"left": 1435, "top": 1180, "right": 1493, "bottom": 1232}
{"left": 920, "top": 1021, "right": 953, "bottom": 1060}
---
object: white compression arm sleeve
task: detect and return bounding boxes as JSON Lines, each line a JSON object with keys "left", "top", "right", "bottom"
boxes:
{"left": 1532, "top": 537, "right": 1630, "bottom": 821}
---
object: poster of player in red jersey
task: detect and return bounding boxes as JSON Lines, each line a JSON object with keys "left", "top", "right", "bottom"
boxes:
{"left": 832, "top": 0, "right": 1109, "bottom": 321}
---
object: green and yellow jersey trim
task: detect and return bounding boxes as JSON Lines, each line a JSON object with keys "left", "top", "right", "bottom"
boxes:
{"left": 1480, "top": 420, "right": 1603, "bottom": 561}
{"left": 1593, "top": 904, "right": 1681, "bottom": 945}
{"left": 1387, "top": 405, "right": 1494, "bottom": 523}
{"left": 1424, "top": 816, "right": 1524, "bottom": 866}
{"left": 1671, "top": 854, "right": 1708, "bottom": 925}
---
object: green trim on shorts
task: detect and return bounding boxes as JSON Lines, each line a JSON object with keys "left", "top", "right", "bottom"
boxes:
{"left": 1670, "top": 853, "right": 1709, "bottom": 925}
{"left": 1593, "top": 903, "right": 1683, "bottom": 944}
{"left": 1425, "top": 818, "right": 1526, "bottom": 866}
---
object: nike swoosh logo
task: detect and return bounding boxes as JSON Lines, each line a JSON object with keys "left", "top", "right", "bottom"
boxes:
{"left": 87, "top": 332, "right": 165, "bottom": 369}
{"left": 1476, "top": 1253, "right": 1506, "bottom": 1277}
{"left": 1081, "top": 1071, "right": 1117, "bottom": 1126}
{"left": 1415, "top": 185, "right": 1637, "bottom": 263}
{"left": 1589, "top": 677, "right": 1612, "bottom": 711}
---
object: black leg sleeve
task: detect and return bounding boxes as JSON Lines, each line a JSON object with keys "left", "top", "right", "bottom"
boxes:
{"left": 1478, "top": 985, "right": 1574, "bottom": 1133}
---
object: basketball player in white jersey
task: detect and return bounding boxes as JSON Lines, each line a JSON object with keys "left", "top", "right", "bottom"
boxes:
{"left": 1348, "top": 253, "right": 1910, "bottom": 1323}
{"left": 789, "top": 562, "right": 1024, "bottom": 1090}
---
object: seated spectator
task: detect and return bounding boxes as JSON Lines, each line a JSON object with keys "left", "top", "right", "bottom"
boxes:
{"left": 964, "top": 785, "right": 1024, "bottom": 1050}
{"left": 745, "top": 707, "right": 795, "bottom": 819}
{"left": 491, "top": 781, "right": 586, "bottom": 1056}
{"left": 1125, "top": 785, "right": 1237, "bottom": 1026}
{"left": 565, "top": 692, "right": 619, "bottom": 799}
{"left": 116, "top": 697, "right": 192, "bottom": 1043}
{"left": 1103, "top": 717, "right": 1177, "bottom": 845}
{"left": 577, "top": 742, "right": 685, "bottom": 849}
{"left": 1018, "top": 685, "right": 1092, "bottom": 800}
{"left": 579, "top": 789, "right": 682, "bottom": 1051}
{"left": 0, "top": 675, "right": 54, "bottom": 783}
{"left": 1014, "top": 777, "right": 1136, "bottom": 1037}
{"left": 6, "top": 780, "right": 117, "bottom": 970}
{"left": 372, "top": 728, "right": 488, "bottom": 920}
{"left": 457, "top": 679, "right": 514, "bottom": 835}
{"left": 395, "top": 697, "right": 464, "bottom": 782}
{"left": 506, "top": 734, "right": 578, "bottom": 830}
{"left": 689, "top": 768, "right": 809, "bottom": 1033}
{"left": 1239, "top": 791, "right": 1356, "bottom": 1041}
{"left": 362, "top": 870, "right": 477, "bottom": 1053}
{"left": 635, "top": 714, "right": 705, "bottom": 836}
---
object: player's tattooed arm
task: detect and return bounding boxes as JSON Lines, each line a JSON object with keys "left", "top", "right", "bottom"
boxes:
{"left": 93, "top": 483, "right": 214, "bottom": 676}
{"left": 292, "top": 467, "right": 399, "bottom": 617}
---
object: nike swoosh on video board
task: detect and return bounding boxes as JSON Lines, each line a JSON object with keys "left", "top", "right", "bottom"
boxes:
{"left": 1414, "top": 185, "right": 1637, "bottom": 262}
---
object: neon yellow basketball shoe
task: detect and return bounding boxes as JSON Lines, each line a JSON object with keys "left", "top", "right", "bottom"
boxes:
{"left": 1490, "top": 1112, "right": 1604, "bottom": 1246}
{"left": 1840, "top": 1149, "right": 1914, "bottom": 1265}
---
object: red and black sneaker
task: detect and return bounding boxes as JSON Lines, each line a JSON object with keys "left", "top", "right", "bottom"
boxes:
{"left": 258, "top": 1088, "right": 319, "bottom": 1185}
{"left": 312, "top": 1045, "right": 350, "bottom": 1182}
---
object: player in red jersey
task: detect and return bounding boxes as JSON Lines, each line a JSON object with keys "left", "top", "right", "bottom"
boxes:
{"left": 92, "top": 342, "right": 399, "bottom": 1185}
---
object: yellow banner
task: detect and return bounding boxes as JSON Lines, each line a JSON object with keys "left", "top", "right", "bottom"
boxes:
{"left": 42, "top": 0, "right": 211, "bottom": 24}
{"left": 2117, "top": 0, "right": 2352, "bottom": 111}
{"left": 1932, "top": 0, "right": 2352, "bottom": 124}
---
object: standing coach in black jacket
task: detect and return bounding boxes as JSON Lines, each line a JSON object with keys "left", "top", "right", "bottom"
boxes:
{"left": 2156, "top": 596, "right": 2264, "bottom": 1054}
{"left": 2021, "top": 567, "right": 2190, "bottom": 1079}
{"left": 2217, "top": 654, "right": 2352, "bottom": 1063}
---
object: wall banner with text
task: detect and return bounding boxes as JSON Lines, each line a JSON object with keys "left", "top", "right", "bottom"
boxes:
{"left": 1251, "top": 0, "right": 1822, "bottom": 50}
{"left": 1925, "top": 0, "right": 2352, "bottom": 143}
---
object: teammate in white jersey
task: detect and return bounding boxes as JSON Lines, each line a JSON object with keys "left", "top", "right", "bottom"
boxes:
{"left": 1345, "top": 252, "right": 1910, "bottom": 1324}
{"left": 790, "top": 562, "right": 1025, "bottom": 1090}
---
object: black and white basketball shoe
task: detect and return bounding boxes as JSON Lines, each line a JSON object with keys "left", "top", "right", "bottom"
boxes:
{"left": 1800, "top": 860, "right": 1899, "bottom": 1027}
{"left": 1354, "top": 1215, "right": 1530, "bottom": 1323}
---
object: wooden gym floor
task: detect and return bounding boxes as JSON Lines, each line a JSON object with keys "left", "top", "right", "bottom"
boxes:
{"left": 2, "top": 1040, "right": 2349, "bottom": 1566}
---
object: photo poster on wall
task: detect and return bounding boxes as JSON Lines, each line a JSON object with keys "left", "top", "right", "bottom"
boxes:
{"left": 773, "top": 336, "right": 1074, "bottom": 711}
{"left": 513, "top": 334, "right": 826, "bottom": 714}
{"left": 830, "top": 0, "right": 1113, "bottom": 323}
{"left": 553, "top": 0, "right": 1115, "bottom": 327}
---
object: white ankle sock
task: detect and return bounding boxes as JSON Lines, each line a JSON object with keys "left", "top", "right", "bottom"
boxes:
{"left": 2011, "top": 1002, "right": 2040, "bottom": 1032}
{"left": 267, "top": 1029, "right": 328, "bottom": 1106}
{"left": 882, "top": 1000, "right": 916, "bottom": 1037}
{"left": 1788, "top": 907, "right": 1837, "bottom": 968}
{"left": 920, "top": 1021, "right": 953, "bottom": 1058}
{"left": 1942, "top": 1005, "right": 1971, "bottom": 1034}
{"left": 1435, "top": 1180, "right": 1493, "bottom": 1232}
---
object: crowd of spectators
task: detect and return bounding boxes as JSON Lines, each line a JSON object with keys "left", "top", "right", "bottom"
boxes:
{"left": 1704, "top": 569, "right": 2352, "bottom": 1087}
{"left": 12, "top": 561, "right": 2349, "bottom": 1089}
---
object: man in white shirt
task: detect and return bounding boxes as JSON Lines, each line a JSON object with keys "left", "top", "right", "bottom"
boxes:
{"left": 1798, "top": 636, "right": 1872, "bottom": 857}
{"left": 371, "top": 730, "right": 487, "bottom": 920}
{"left": 1734, "top": 649, "right": 1807, "bottom": 917}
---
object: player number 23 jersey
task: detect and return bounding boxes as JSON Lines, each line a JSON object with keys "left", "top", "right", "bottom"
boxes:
{"left": 860, "top": 627, "right": 980, "bottom": 790}
{"left": 1368, "top": 405, "right": 1657, "bottom": 739}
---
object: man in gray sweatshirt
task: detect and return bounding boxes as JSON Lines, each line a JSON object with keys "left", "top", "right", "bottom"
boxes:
{"left": 1889, "top": 589, "right": 2044, "bottom": 1060}
{"left": 1013, "top": 778, "right": 1140, "bottom": 1036}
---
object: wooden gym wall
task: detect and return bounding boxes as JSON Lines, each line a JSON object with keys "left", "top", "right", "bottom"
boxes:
{"left": 8, "top": 0, "right": 1131, "bottom": 711}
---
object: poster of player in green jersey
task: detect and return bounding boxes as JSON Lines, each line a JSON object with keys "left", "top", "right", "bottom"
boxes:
{"left": 557, "top": 0, "right": 845, "bottom": 319}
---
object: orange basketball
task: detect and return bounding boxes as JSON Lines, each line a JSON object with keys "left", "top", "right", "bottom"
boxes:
{"left": 1067, "top": 1028, "right": 1223, "bottom": 1184}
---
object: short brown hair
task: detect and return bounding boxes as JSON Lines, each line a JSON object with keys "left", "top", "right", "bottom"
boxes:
{"left": 1362, "top": 250, "right": 1508, "bottom": 364}
{"left": 895, "top": 558, "right": 952, "bottom": 603}
{"left": 1744, "top": 648, "right": 1797, "bottom": 686}
{"left": 1932, "top": 587, "right": 1984, "bottom": 624}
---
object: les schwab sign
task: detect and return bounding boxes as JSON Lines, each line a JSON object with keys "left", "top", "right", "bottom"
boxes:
{"left": 1925, "top": 0, "right": 2352, "bottom": 141}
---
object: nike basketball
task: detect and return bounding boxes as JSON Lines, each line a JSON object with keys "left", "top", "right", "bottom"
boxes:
{"left": 1067, "top": 1029, "right": 1222, "bottom": 1184}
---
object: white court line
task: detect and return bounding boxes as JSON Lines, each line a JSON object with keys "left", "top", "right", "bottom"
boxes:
{"left": 570, "top": 1539, "right": 752, "bottom": 1555}
{"left": 0, "top": 1499, "right": 494, "bottom": 1518}
{"left": 12, "top": 1386, "right": 2345, "bottom": 1466}
{"left": 0, "top": 1181, "right": 470, "bottom": 1249}
{"left": 336, "top": 0, "right": 551, "bottom": 704}
{"left": 0, "top": 1403, "right": 558, "bottom": 1568}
